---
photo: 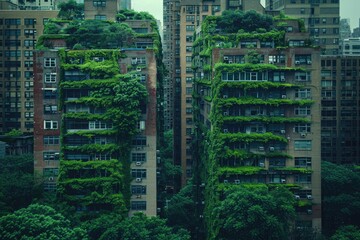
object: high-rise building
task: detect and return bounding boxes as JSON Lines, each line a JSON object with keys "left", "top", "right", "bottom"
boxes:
{"left": 320, "top": 56, "right": 360, "bottom": 164}
{"left": 340, "top": 18, "right": 351, "bottom": 40}
{"left": 193, "top": 14, "right": 322, "bottom": 235}
{"left": 265, "top": 0, "right": 340, "bottom": 55}
{"left": 33, "top": 14, "right": 161, "bottom": 216}
{"left": 170, "top": 0, "right": 265, "bottom": 187}
{"left": 0, "top": 2, "right": 58, "bottom": 134}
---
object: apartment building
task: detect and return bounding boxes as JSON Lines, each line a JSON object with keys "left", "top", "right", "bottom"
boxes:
{"left": 320, "top": 56, "right": 360, "bottom": 164}
{"left": 266, "top": 0, "right": 340, "bottom": 55}
{"left": 193, "top": 15, "right": 322, "bottom": 233}
{"left": 33, "top": 16, "right": 160, "bottom": 216}
{"left": 173, "top": 0, "right": 266, "bottom": 187}
{"left": 0, "top": 4, "right": 58, "bottom": 134}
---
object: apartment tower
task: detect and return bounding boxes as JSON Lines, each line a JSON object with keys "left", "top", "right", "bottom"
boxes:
{"left": 0, "top": 1, "right": 58, "bottom": 134}
{"left": 266, "top": 0, "right": 340, "bottom": 55}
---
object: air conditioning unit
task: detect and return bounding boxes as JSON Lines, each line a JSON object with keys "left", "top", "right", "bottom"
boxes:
{"left": 136, "top": 67, "right": 142, "bottom": 72}
{"left": 228, "top": 60, "right": 233, "bottom": 64}
{"left": 135, "top": 178, "right": 142, "bottom": 182}
{"left": 307, "top": 209, "right": 313, "bottom": 215}
{"left": 223, "top": 56, "right": 229, "bottom": 60}
{"left": 49, "top": 177, "right": 54, "bottom": 181}
{"left": 223, "top": 129, "right": 229, "bottom": 133}
{"left": 295, "top": 60, "right": 300, "bottom": 65}
{"left": 258, "top": 146, "right": 264, "bottom": 151}
{"left": 259, "top": 162, "right": 265, "bottom": 167}
{"left": 136, "top": 161, "right": 142, "bottom": 166}
{"left": 136, "top": 146, "right": 143, "bottom": 150}
{"left": 269, "top": 146, "right": 275, "bottom": 151}
{"left": 306, "top": 195, "right": 313, "bottom": 200}
{"left": 280, "top": 77, "right": 286, "bottom": 82}
{"left": 280, "top": 129, "right": 286, "bottom": 134}
{"left": 223, "top": 180, "right": 228, "bottom": 183}
{"left": 281, "top": 179, "right": 286, "bottom": 183}
{"left": 223, "top": 95, "right": 228, "bottom": 99}
{"left": 223, "top": 112, "right": 229, "bottom": 116}
{"left": 281, "top": 95, "right": 287, "bottom": 99}
{"left": 136, "top": 195, "right": 142, "bottom": 198}
{"left": 234, "top": 179, "right": 240, "bottom": 184}
{"left": 300, "top": 132, "right": 307, "bottom": 138}
{"left": 294, "top": 195, "right": 301, "bottom": 200}
{"left": 307, "top": 60, "right": 312, "bottom": 65}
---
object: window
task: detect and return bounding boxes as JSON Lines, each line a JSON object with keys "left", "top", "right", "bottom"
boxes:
{"left": 186, "top": 56, "right": 192, "bottom": 62}
{"left": 131, "top": 201, "right": 146, "bottom": 210}
{"left": 132, "top": 153, "right": 146, "bottom": 163}
{"left": 294, "top": 124, "right": 311, "bottom": 133}
{"left": 24, "top": 50, "right": 33, "bottom": 57}
{"left": 44, "top": 120, "right": 58, "bottom": 129}
{"left": 269, "top": 159, "right": 286, "bottom": 167}
{"left": 186, "top": 97, "right": 192, "bottom": 104}
{"left": 295, "top": 157, "right": 311, "bottom": 167}
{"left": 186, "top": 107, "right": 193, "bottom": 114}
{"left": 44, "top": 105, "right": 58, "bottom": 114}
{"left": 295, "top": 174, "right": 311, "bottom": 183}
{"left": 295, "top": 107, "right": 310, "bottom": 116}
{"left": 5, "top": 18, "right": 21, "bottom": 25}
{"left": 186, "top": 25, "right": 195, "bottom": 31}
{"left": 25, "top": 101, "right": 34, "bottom": 108}
{"left": 43, "top": 89, "right": 57, "bottom": 99}
{"left": 294, "top": 140, "right": 312, "bottom": 150}
{"left": 131, "top": 169, "right": 147, "bottom": 178}
{"left": 43, "top": 151, "right": 59, "bottom": 161}
{"left": 132, "top": 136, "right": 147, "bottom": 146}
{"left": 186, "top": 15, "right": 195, "bottom": 22}
{"left": 44, "top": 73, "right": 57, "bottom": 83}
{"left": 44, "top": 136, "right": 60, "bottom": 145}
{"left": 89, "top": 121, "right": 112, "bottom": 129}
{"left": 25, "top": 71, "right": 33, "bottom": 79}
{"left": 93, "top": 153, "right": 111, "bottom": 160}
{"left": 24, "top": 29, "right": 36, "bottom": 35}
{"left": 186, "top": 87, "right": 192, "bottom": 94}
{"left": 186, "top": 77, "right": 193, "bottom": 83}
{"left": 43, "top": 168, "right": 59, "bottom": 176}
{"left": 25, "top": 112, "right": 34, "bottom": 118}
{"left": 24, "top": 40, "right": 36, "bottom": 47}
{"left": 94, "top": 15, "right": 107, "bottom": 20}
{"left": 131, "top": 185, "right": 146, "bottom": 195}
{"left": 44, "top": 58, "right": 56, "bottom": 67}
{"left": 186, "top": 46, "right": 192, "bottom": 52}
{"left": 24, "top": 18, "right": 36, "bottom": 25}
{"left": 24, "top": 61, "right": 33, "bottom": 68}
{"left": 93, "top": 0, "right": 106, "bottom": 7}
{"left": 186, "top": 36, "right": 193, "bottom": 42}
{"left": 295, "top": 88, "right": 311, "bottom": 99}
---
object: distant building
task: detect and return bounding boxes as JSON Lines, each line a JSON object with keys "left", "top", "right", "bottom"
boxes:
{"left": 340, "top": 18, "right": 351, "bottom": 40}
{"left": 0, "top": 2, "right": 58, "bottom": 133}
{"left": 266, "top": 0, "right": 340, "bottom": 55}
{"left": 0, "top": 135, "right": 33, "bottom": 156}
{"left": 341, "top": 38, "right": 360, "bottom": 56}
{"left": 320, "top": 55, "right": 360, "bottom": 164}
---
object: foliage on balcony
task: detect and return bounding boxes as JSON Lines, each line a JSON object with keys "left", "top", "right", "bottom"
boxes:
{"left": 217, "top": 97, "right": 314, "bottom": 107}
{"left": 220, "top": 132, "right": 288, "bottom": 143}
{"left": 223, "top": 149, "right": 292, "bottom": 160}
{"left": 64, "top": 129, "right": 117, "bottom": 138}
{"left": 219, "top": 166, "right": 264, "bottom": 176}
{"left": 63, "top": 143, "right": 119, "bottom": 154}
{"left": 296, "top": 199, "right": 312, "bottom": 207}
{"left": 218, "top": 81, "right": 300, "bottom": 90}
{"left": 214, "top": 63, "right": 306, "bottom": 73}
{"left": 222, "top": 116, "right": 310, "bottom": 124}
{"left": 271, "top": 167, "right": 313, "bottom": 174}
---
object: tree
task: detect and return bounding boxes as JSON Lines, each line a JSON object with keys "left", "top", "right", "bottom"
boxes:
{"left": 213, "top": 186, "right": 296, "bottom": 240}
{"left": 0, "top": 154, "right": 38, "bottom": 216}
{"left": 0, "top": 204, "right": 87, "bottom": 240}
{"left": 166, "top": 182, "right": 199, "bottom": 236}
{"left": 98, "top": 212, "right": 190, "bottom": 240}
{"left": 330, "top": 225, "right": 360, "bottom": 240}
{"left": 58, "top": 0, "right": 84, "bottom": 20}
{"left": 322, "top": 161, "right": 360, "bottom": 236}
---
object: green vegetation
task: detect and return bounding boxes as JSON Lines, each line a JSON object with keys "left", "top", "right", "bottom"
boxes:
{"left": 213, "top": 186, "right": 296, "bottom": 239}
{"left": 0, "top": 204, "right": 87, "bottom": 240}
{"left": 0, "top": 155, "right": 37, "bottom": 216}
